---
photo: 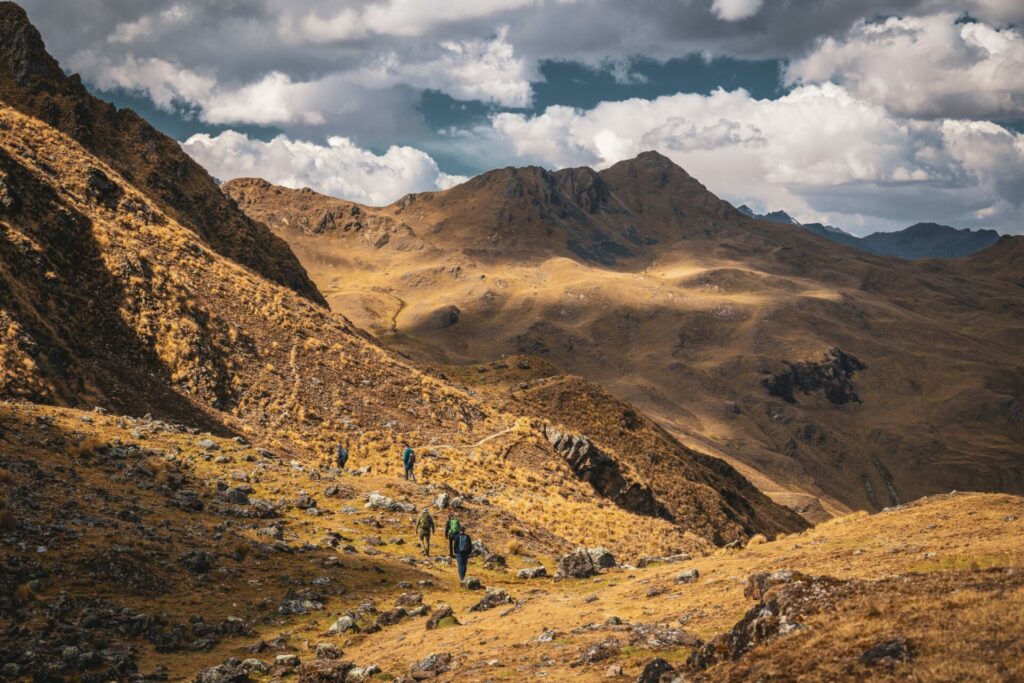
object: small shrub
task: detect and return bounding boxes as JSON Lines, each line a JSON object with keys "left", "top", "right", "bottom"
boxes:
{"left": 506, "top": 540, "right": 524, "bottom": 556}
{"left": 231, "top": 541, "right": 250, "bottom": 562}
{"left": 746, "top": 533, "right": 767, "bottom": 547}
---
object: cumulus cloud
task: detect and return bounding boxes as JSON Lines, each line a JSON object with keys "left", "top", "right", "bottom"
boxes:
{"left": 710, "top": 0, "right": 764, "bottom": 22}
{"left": 70, "top": 26, "right": 532, "bottom": 128}
{"left": 487, "top": 84, "right": 1024, "bottom": 232}
{"left": 289, "top": 0, "right": 549, "bottom": 42}
{"left": 182, "top": 131, "right": 466, "bottom": 206}
{"left": 787, "top": 13, "right": 1024, "bottom": 120}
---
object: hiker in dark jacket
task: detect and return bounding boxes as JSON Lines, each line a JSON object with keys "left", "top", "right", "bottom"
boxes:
{"left": 416, "top": 508, "right": 436, "bottom": 556}
{"left": 335, "top": 444, "right": 348, "bottom": 469}
{"left": 452, "top": 527, "right": 473, "bottom": 581}
{"left": 445, "top": 514, "right": 461, "bottom": 558}
{"left": 402, "top": 445, "right": 416, "bottom": 482}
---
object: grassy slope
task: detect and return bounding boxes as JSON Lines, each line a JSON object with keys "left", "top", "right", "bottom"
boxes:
{"left": 223, "top": 172, "right": 1024, "bottom": 520}
{"left": 1, "top": 401, "right": 1020, "bottom": 681}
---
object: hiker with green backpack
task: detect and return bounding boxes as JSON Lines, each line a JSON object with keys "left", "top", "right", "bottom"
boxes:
{"left": 445, "top": 513, "right": 461, "bottom": 558}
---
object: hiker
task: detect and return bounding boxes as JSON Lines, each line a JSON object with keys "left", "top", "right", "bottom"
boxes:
{"left": 445, "top": 513, "right": 461, "bottom": 558}
{"left": 335, "top": 443, "right": 348, "bottom": 470}
{"left": 452, "top": 525, "right": 473, "bottom": 582}
{"left": 416, "top": 508, "right": 436, "bottom": 556}
{"left": 402, "top": 445, "right": 416, "bottom": 482}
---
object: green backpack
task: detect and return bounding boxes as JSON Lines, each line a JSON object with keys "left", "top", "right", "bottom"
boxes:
{"left": 446, "top": 518, "right": 461, "bottom": 536}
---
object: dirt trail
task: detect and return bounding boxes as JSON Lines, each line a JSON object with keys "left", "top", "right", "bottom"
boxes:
{"left": 413, "top": 425, "right": 519, "bottom": 453}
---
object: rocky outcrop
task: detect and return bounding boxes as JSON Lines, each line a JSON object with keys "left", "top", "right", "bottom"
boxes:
{"left": 544, "top": 427, "right": 670, "bottom": 521}
{"left": 763, "top": 348, "right": 866, "bottom": 405}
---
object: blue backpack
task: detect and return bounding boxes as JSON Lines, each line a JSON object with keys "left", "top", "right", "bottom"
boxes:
{"left": 455, "top": 533, "right": 472, "bottom": 555}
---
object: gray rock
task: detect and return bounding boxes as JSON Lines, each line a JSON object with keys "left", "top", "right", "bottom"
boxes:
{"left": 425, "top": 603, "right": 457, "bottom": 630}
{"left": 328, "top": 615, "right": 358, "bottom": 634}
{"left": 675, "top": 569, "right": 700, "bottom": 584}
{"left": 637, "top": 657, "right": 676, "bottom": 683}
{"left": 293, "top": 494, "right": 317, "bottom": 509}
{"left": 469, "top": 588, "right": 514, "bottom": 612}
{"left": 587, "top": 547, "right": 616, "bottom": 569}
{"left": 557, "top": 548, "right": 598, "bottom": 579}
{"left": 239, "top": 659, "right": 269, "bottom": 674}
{"left": 572, "top": 638, "right": 620, "bottom": 666}
{"left": 410, "top": 652, "right": 452, "bottom": 676}
{"left": 434, "top": 492, "right": 451, "bottom": 509}
{"left": 517, "top": 566, "right": 548, "bottom": 580}
{"left": 274, "top": 654, "right": 300, "bottom": 667}
{"left": 198, "top": 439, "right": 219, "bottom": 451}
{"left": 461, "top": 576, "right": 482, "bottom": 590}
{"left": 178, "top": 549, "right": 215, "bottom": 573}
{"left": 315, "top": 643, "right": 342, "bottom": 660}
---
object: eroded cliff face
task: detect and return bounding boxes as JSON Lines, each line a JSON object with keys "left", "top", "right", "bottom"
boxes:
{"left": 545, "top": 426, "right": 670, "bottom": 521}
{"left": 763, "top": 348, "right": 866, "bottom": 405}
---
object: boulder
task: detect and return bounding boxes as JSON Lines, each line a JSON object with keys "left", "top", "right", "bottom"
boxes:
{"left": 365, "top": 492, "right": 415, "bottom": 513}
{"left": 315, "top": 643, "right": 342, "bottom": 660}
{"left": 743, "top": 569, "right": 809, "bottom": 600}
{"left": 469, "top": 589, "right": 514, "bottom": 612}
{"left": 239, "top": 659, "right": 269, "bottom": 675}
{"left": 295, "top": 659, "right": 354, "bottom": 683}
{"left": 274, "top": 654, "right": 301, "bottom": 667}
{"left": 194, "top": 661, "right": 247, "bottom": 683}
{"left": 425, "top": 604, "right": 458, "bottom": 630}
{"left": 572, "top": 638, "right": 620, "bottom": 667}
{"left": 675, "top": 569, "right": 700, "bottom": 584}
{"left": 461, "top": 576, "right": 483, "bottom": 590}
{"left": 557, "top": 548, "right": 598, "bottom": 579}
{"left": 517, "top": 566, "right": 548, "bottom": 580}
{"left": 396, "top": 592, "right": 423, "bottom": 607}
{"left": 327, "top": 615, "right": 357, "bottom": 634}
{"left": 293, "top": 494, "right": 317, "bottom": 509}
{"left": 179, "top": 549, "right": 216, "bottom": 573}
{"left": 433, "top": 492, "right": 450, "bottom": 509}
{"left": 409, "top": 652, "right": 452, "bottom": 678}
{"left": 587, "top": 547, "right": 617, "bottom": 569}
{"left": 636, "top": 657, "right": 676, "bottom": 683}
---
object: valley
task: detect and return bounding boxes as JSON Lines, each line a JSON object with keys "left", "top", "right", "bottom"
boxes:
{"left": 0, "top": 2, "right": 1022, "bottom": 681}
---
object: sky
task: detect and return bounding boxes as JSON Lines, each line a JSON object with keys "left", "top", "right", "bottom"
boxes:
{"left": 17, "top": 0, "right": 1024, "bottom": 235}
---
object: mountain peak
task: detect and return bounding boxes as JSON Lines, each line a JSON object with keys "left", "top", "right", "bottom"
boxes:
{"left": 0, "top": 1, "right": 64, "bottom": 90}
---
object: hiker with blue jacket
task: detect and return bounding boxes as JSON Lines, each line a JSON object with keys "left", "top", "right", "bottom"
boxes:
{"left": 402, "top": 445, "right": 416, "bottom": 481}
{"left": 452, "top": 526, "right": 473, "bottom": 582}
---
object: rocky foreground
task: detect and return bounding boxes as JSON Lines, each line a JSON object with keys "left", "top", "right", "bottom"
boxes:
{"left": 2, "top": 401, "right": 1022, "bottom": 681}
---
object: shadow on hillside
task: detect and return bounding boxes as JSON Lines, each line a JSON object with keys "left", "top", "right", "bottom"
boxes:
{"left": 0, "top": 147, "right": 234, "bottom": 434}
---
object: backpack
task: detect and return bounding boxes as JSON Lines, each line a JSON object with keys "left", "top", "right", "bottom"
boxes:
{"left": 455, "top": 533, "right": 472, "bottom": 555}
{"left": 447, "top": 519, "right": 461, "bottom": 536}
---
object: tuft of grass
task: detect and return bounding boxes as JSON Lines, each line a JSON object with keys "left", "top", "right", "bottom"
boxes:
{"left": 231, "top": 541, "right": 250, "bottom": 562}
{"left": 746, "top": 533, "right": 767, "bottom": 547}
{"left": 506, "top": 540, "right": 524, "bottom": 556}
{"left": 14, "top": 582, "right": 35, "bottom": 604}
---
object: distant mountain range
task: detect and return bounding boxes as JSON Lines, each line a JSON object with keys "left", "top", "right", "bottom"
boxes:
{"left": 736, "top": 205, "right": 1001, "bottom": 260}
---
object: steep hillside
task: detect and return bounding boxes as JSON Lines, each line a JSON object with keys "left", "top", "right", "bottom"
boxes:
{"left": 226, "top": 162, "right": 1024, "bottom": 519}
{"left": 0, "top": 2, "right": 323, "bottom": 304}
{"left": 0, "top": 96, "right": 816, "bottom": 562}
{"left": 1, "top": 406, "right": 1020, "bottom": 681}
